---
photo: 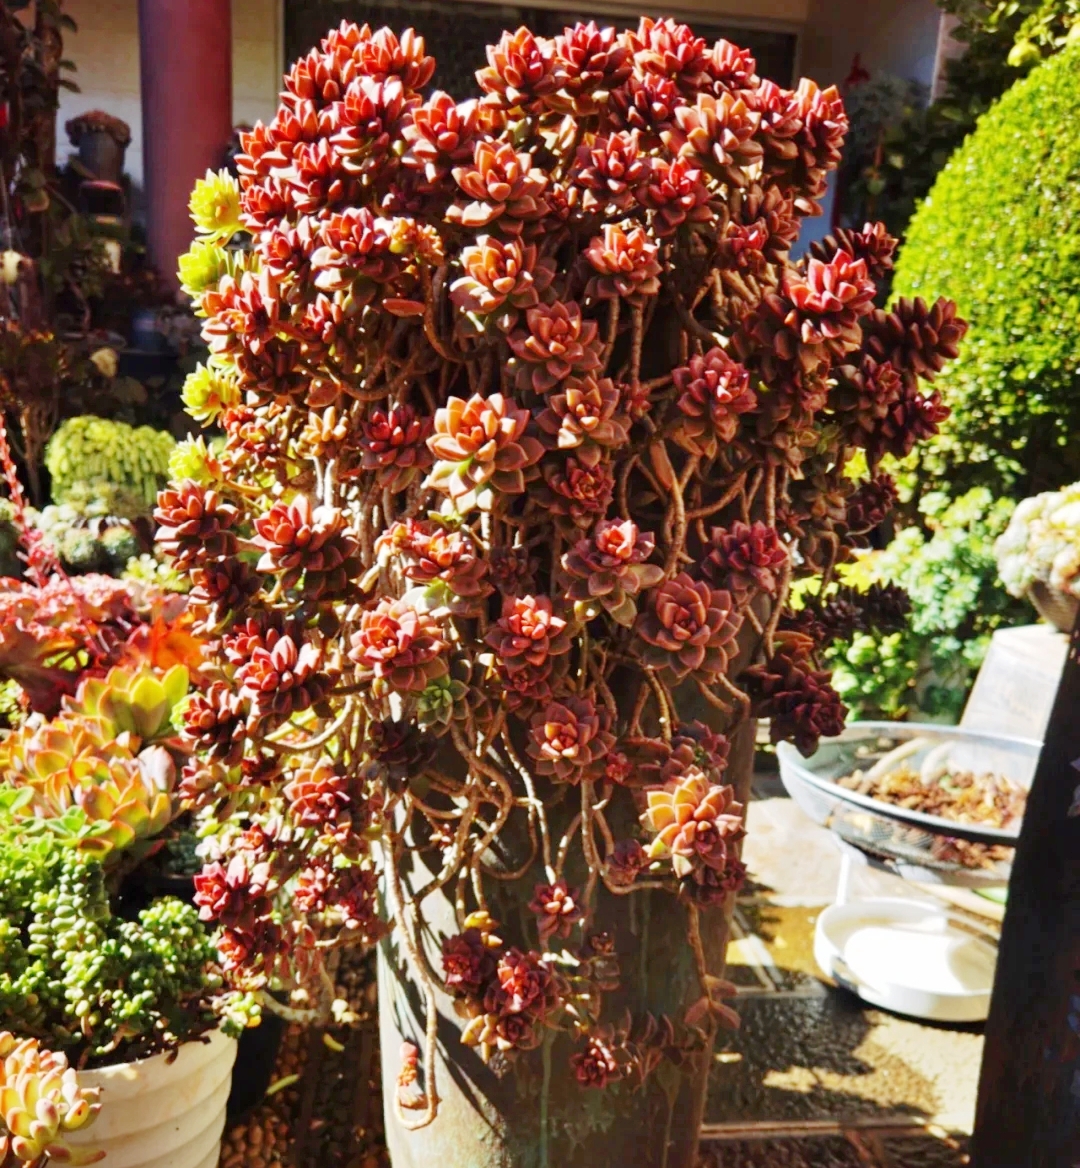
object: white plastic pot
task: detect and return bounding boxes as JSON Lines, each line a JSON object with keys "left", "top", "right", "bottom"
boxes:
{"left": 67, "top": 1028, "right": 237, "bottom": 1168}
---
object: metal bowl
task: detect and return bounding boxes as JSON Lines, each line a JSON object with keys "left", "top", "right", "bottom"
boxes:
{"left": 776, "top": 721, "right": 1040, "bottom": 886}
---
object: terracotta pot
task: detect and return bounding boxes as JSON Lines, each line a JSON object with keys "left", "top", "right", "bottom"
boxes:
{"left": 67, "top": 1029, "right": 237, "bottom": 1168}
{"left": 379, "top": 718, "right": 756, "bottom": 1168}
{"left": 1029, "top": 580, "right": 1079, "bottom": 635}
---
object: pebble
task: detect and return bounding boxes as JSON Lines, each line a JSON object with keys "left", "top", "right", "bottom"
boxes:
{"left": 219, "top": 947, "right": 384, "bottom": 1166}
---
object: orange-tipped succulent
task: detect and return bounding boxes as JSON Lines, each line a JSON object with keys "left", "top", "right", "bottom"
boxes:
{"left": 0, "top": 1033, "right": 102, "bottom": 1166}
{"left": 427, "top": 392, "right": 544, "bottom": 512}
{"left": 641, "top": 767, "right": 745, "bottom": 879}
{"left": 0, "top": 716, "right": 176, "bottom": 861}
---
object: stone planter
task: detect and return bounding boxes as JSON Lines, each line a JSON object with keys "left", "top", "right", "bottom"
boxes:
{"left": 379, "top": 719, "right": 756, "bottom": 1168}
{"left": 67, "top": 1028, "right": 237, "bottom": 1168}
{"left": 1029, "top": 579, "right": 1079, "bottom": 635}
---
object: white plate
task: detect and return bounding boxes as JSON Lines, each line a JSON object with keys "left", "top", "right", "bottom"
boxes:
{"left": 814, "top": 897, "right": 997, "bottom": 1023}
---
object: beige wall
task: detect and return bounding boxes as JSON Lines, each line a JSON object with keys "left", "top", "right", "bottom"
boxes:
{"left": 57, "top": 0, "right": 283, "bottom": 189}
{"left": 455, "top": 0, "right": 810, "bottom": 29}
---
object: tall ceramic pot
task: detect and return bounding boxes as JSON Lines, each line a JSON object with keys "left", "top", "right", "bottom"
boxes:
{"left": 67, "top": 1029, "right": 237, "bottom": 1168}
{"left": 379, "top": 719, "right": 756, "bottom": 1168}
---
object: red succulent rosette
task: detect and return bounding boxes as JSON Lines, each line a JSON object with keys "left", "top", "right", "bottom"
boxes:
{"left": 551, "top": 23, "right": 631, "bottom": 112}
{"left": 568, "top": 131, "right": 649, "bottom": 215}
{"left": 450, "top": 235, "right": 554, "bottom": 327}
{"left": 633, "top": 573, "right": 742, "bottom": 680}
{"left": 626, "top": 17, "right": 711, "bottom": 91}
{"left": 700, "top": 521, "right": 787, "bottom": 596}
{"left": 359, "top": 404, "right": 434, "bottom": 491}
{"left": 154, "top": 481, "right": 239, "bottom": 570}
{"left": 283, "top": 761, "right": 352, "bottom": 829}
{"left": 378, "top": 518, "right": 492, "bottom": 605}
{"left": 442, "top": 927, "right": 498, "bottom": 998}
{"left": 671, "top": 347, "right": 757, "bottom": 456}
{"left": 570, "top": 1031, "right": 625, "bottom": 1088}
{"left": 427, "top": 392, "right": 544, "bottom": 512}
{"left": 744, "top": 633, "right": 847, "bottom": 756}
{"left": 560, "top": 518, "right": 663, "bottom": 626}
{"left": 485, "top": 594, "right": 572, "bottom": 674}
{"left": 348, "top": 597, "right": 448, "bottom": 693}
{"left": 237, "top": 628, "right": 333, "bottom": 723}
{"left": 447, "top": 140, "right": 549, "bottom": 233}
{"left": 662, "top": 90, "right": 763, "bottom": 185}
{"left": 253, "top": 497, "right": 361, "bottom": 599}
{"left": 508, "top": 301, "right": 602, "bottom": 393}
{"left": 528, "top": 879, "right": 584, "bottom": 941}
{"left": 537, "top": 456, "right": 615, "bottom": 532}
{"left": 194, "top": 854, "right": 273, "bottom": 928}
{"left": 583, "top": 223, "right": 663, "bottom": 303}
{"left": 477, "top": 27, "right": 557, "bottom": 110}
{"left": 402, "top": 91, "right": 478, "bottom": 182}
{"left": 526, "top": 694, "right": 615, "bottom": 783}
{"left": 634, "top": 154, "right": 713, "bottom": 236}
{"left": 535, "top": 376, "right": 628, "bottom": 461}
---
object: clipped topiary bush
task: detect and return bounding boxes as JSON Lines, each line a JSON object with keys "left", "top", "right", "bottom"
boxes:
{"left": 892, "top": 44, "right": 1080, "bottom": 497}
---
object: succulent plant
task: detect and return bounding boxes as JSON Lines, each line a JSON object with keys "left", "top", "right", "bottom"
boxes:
{"left": 0, "top": 663, "right": 191, "bottom": 862}
{"left": 996, "top": 481, "right": 1080, "bottom": 601}
{"left": 560, "top": 519, "right": 663, "bottom": 625}
{"left": 166, "top": 18, "right": 962, "bottom": 1117}
{"left": 0, "top": 1031, "right": 102, "bottom": 1166}
{"left": 633, "top": 573, "right": 742, "bottom": 681}
{"left": 0, "top": 819, "right": 230, "bottom": 1067}
{"left": 44, "top": 417, "right": 175, "bottom": 509}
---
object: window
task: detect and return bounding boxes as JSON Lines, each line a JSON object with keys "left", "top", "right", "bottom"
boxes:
{"left": 285, "top": 0, "right": 797, "bottom": 94}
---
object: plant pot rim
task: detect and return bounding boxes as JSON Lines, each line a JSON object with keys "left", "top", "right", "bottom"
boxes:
{"left": 77, "top": 1026, "right": 235, "bottom": 1090}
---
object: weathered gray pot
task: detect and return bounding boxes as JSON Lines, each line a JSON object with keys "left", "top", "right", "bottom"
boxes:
{"left": 379, "top": 719, "right": 756, "bottom": 1168}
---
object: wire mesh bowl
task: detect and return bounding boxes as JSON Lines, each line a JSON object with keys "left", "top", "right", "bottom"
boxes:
{"left": 776, "top": 722, "right": 1041, "bottom": 887}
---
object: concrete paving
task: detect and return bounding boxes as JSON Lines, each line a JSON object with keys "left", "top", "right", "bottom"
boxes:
{"left": 699, "top": 777, "right": 985, "bottom": 1166}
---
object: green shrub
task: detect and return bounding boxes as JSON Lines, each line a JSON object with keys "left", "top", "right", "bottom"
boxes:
{"left": 892, "top": 46, "right": 1080, "bottom": 498}
{"left": 828, "top": 489, "right": 1030, "bottom": 721}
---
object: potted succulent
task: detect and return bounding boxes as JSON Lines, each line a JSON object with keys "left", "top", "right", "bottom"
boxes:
{"left": 0, "top": 429, "right": 253, "bottom": 1168}
{"left": 995, "top": 482, "right": 1080, "bottom": 633}
{"left": 0, "top": 657, "right": 252, "bottom": 1168}
{"left": 167, "top": 18, "right": 964, "bottom": 1168}
{"left": 64, "top": 111, "right": 132, "bottom": 185}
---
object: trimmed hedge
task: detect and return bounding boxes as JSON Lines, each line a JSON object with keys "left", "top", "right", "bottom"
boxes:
{"left": 892, "top": 44, "right": 1080, "bottom": 496}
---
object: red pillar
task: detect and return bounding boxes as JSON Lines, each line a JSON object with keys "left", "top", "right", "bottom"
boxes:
{"left": 138, "top": 0, "right": 232, "bottom": 289}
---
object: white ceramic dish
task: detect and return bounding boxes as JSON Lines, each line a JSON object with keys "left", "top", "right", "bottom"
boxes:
{"left": 814, "top": 897, "right": 998, "bottom": 1023}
